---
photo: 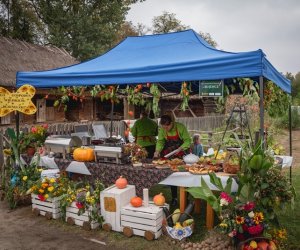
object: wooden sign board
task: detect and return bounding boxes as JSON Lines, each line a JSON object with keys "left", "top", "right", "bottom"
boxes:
{"left": 0, "top": 84, "right": 37, "bottom": 117}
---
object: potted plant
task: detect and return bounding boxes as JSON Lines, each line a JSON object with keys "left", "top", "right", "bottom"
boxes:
{"left": 20, "top": 124, "right": 48, "bottom": 156}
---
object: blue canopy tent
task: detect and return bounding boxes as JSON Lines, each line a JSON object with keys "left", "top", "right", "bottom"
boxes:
{"left": 16, "top": 29, "right": 290, "bottom": 93}
{"left": 16, "top": 30, "right": 292, "bottom": 174}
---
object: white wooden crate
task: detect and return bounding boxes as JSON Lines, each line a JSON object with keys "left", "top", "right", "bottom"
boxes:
{"left": 66, "top": 202, "right": 99, "bottom": 229}
{"left": 31, "top": 194, "right": 61, "bottom": 219}
{"left": 121, "top": 203, "right": 164, "bottom": 239}
{"left": 100, "top": 185, "right": 136, "bottom": 232}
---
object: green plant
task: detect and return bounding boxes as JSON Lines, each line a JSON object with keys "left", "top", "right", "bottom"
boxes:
{"left": 60, "top": 179, "right": 104, "bottom": 224}
{"left": 19, "top": 124, "right": 48, "bottom": 152}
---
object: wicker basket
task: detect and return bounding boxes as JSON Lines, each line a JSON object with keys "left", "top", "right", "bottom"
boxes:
{"left": 237, "top": 237, "right": 274, "bottom": 250}
{"left": 162, "top": 212, "right": 194, "bottom": 241}
{"left": 223, "top": 151, "right": 240, "bottom": 174}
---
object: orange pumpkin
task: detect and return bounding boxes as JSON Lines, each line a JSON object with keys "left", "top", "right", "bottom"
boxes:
{"left": 73, "top": 147, "right": 95, "bottom": 162}
{"left": 130, "top": 196, "right": 143, "bottom": 207}
{"left": 115, "top": 176, "right": 128, "bottom": 189}
{"left": 153, "top": 193, "right": 165, "bottom": 206}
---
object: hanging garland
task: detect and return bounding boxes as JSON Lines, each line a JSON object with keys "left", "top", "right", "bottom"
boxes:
{"left": 90, "top": 85, "right": 120, "bottom": 103}
{"left": 180, "top": 81, "right": 191, "bottom": 111}
{"left": 50, "top": 86, "right": 87, "bottom": 112}
{"left": 149, "top": 84, "right": 161, "bottom": 116}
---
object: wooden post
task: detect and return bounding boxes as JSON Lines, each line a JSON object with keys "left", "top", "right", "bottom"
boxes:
{"left": 179, "top": 187, "right": 187, "bottom": 213}
{"left": 206, "top": 203, "right": 214, "bottom": 230}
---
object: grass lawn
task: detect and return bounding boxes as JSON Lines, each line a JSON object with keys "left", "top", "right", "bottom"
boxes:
{"left": 277, "top": 167, "right": 300, "bottom": 249}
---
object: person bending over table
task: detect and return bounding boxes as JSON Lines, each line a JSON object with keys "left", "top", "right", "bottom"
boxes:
{"left": 154, "top": 114, "right": 191, "bottom": 205}
{"left": 131, "top": 110, "right": 158, "bottom": 159}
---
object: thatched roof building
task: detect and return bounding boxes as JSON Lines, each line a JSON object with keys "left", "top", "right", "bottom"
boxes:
{"left": 0, "top": 36, "right": 77, "bottom": 87}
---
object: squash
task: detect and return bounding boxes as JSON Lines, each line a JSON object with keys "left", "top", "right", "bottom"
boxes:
{"left": 115, "top": 176, "right": 128, "bottom": 189}
{"left": 73, "top": 147, "right": 95, "bottom": 162}
{"left": 130, "top": 196, "right": 143, "bottom": 207}
{"left": 153, "top": 193, "right": 165, "bottom": 206}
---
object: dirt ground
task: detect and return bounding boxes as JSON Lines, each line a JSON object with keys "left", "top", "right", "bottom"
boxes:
{"left": 0, "top": 129, "right": 298, "bottom": 250}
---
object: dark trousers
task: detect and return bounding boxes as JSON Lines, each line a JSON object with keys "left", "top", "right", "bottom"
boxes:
{"left": 171, "top": 186, "right": 177, "bottom": 199}
{"left": 144, "top": 145, "right": 156, "bottom": 159}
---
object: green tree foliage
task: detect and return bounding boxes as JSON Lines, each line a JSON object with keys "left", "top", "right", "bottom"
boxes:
{"left": 290, "top": 72, "right": 300, "bottom": 104}
{"left": 151, "top": 11, "right": 217, "bottom": 47}
{"left": 28, "top": 0, "right": 144, "bottom": 61}
{"left": 0, "top": 0, "right": 144, "bottom": 60}
{"left": 0, "top": 0, "right": 41, "bottom": 42}
{"left": 152, "top": 11, "right": 189, "bottom": 34}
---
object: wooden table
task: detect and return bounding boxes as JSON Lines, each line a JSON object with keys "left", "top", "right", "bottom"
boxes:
{"left": 159, "top": 172, "right": 238, "bottom": 230}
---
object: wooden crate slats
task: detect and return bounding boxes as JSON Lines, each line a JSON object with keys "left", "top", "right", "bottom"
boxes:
{"left": 121, "top": 221, "right": 161, "bottom": 232}
{"left": 121, "top": 214, "right": 163, "bottom": 227}
{"left": 121, "top": 207, "right": 162, "bottom": 220}
{"left": 131, "top": 228, "right": 161, "bottom": 239}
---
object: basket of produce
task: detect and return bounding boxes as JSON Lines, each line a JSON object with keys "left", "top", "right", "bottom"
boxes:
{"left": 162, "top": 208, "right": 194, "bottom": 241}
{"left": 223, "top": 151, "right": 240, "bottom": 174}
{"left": 237, "top": 237, "right": 277, "bottom": 250}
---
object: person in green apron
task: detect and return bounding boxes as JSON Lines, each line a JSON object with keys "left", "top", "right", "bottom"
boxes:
{"left": 131, "top": 110, "right": 158, "bottom": 158}
{"left": 154, "top": 114, "right": 192, "bottom": 205}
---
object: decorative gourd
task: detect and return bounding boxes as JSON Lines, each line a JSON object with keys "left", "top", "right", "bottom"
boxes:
{"left": 115, "top": 176, "right": 128, "bottom": 189}
{"left": 73, "top": 147, "right": 95, "bottom": 162}
{"left": 130, "top": 196, "right": 143, "bottom": 207}
{"left": 153, "top": 193, "right": 165, "bottom": 206}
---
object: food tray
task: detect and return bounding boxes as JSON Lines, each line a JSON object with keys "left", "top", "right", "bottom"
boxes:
{"left": 155, "top": 165, "right": 170, "bottom": 169}
{"left": 142, "top": 164, "right": 156, "bottom": 169}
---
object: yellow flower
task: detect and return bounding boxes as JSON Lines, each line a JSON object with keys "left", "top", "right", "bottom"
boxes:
{"left": 22, "top": 176, "right": 28, "bottom": 181}
{"left": 3, "top": 149, "right": 12, "bottom": 156}
{"left": 38, "top": 168, "right": 43, "bottom": 172}
{"left": 219, "top": 223, "right": 228, "bottom": 228}
{"left": 47, "top": 186, "right": 54, "bottom": 192}
{"left": 44, "top": 194, "right": 49, "bottom": 199}
{"left": 235, "top": 216, "right": 245, "bottom": 224}
{"left": 253, "top": 212, "right": 264, "bottom": 224}
{"left": 38, "top": 189, "right": 44, "bottom": 194}
{"left": 50, "top": 178, "right": 56, "bottom": 183}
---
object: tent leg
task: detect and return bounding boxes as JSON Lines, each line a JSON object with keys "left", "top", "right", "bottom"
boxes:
{"left": 259, "top": 76, "right": 264, "bottom": 149}
{"left": 289, "top": 104, "right": 292, "bottom": 183}
{"left": 110, "top": 101, "right": 114, "bottom": 138}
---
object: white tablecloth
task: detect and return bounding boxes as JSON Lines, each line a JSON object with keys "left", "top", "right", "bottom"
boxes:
{"left": 159, "top": 172, "right": 238, "bottom": 192}
{"left": 39, "top": 156, "right": 58, "bottom": 169}
{"left": 276, "top": 155, "right": 293, "bottom": 168}
{"left": 66, "top": 161, "right": 91, "bottom": 175}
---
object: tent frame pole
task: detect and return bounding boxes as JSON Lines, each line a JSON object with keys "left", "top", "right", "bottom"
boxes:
{"left": 259, "top": 76, "right": 265, "bottom": 148}
{"left": 289, "top": 104, "right": 292, "bottom": 183}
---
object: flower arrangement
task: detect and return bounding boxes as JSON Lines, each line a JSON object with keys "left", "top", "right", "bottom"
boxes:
{"left": 123, "top": 143, "right": 148, "bottom": 163}
{"left": 20, "top": 124, "right": 48, "bottom": 152}
{"left": 218, "top": 200, "right": 267, "bottom": 242}
{"left": 62, "top": 180, "right": 104, "bottom": 224}
{"left": 30, "top": 176, "right": 69, "bottom": 201}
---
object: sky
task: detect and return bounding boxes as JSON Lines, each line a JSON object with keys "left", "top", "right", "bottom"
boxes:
{"left": 127, "top": 0, "right": 300, "bottom": 75}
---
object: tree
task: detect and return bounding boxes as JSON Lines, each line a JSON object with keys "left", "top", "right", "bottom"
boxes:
{"left": 291, "top": 72, "right": 300, "bottom": 103}
{"left": 27, "top": 0, "right": 145, "bottom": 61}
{"left": 151, "top": 11, "right": 217, "bottom": 47}
{"left": 198, "top": 31, "right": 217, "bottom": 48}
{"left": 0, "top": 0, "right": 41, "bottom": 42}
{"left": 152, "top": 11, "right": 189, "bottom": 34}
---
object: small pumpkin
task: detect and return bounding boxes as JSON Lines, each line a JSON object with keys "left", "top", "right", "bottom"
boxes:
{"left": 153, "top": 193, "right": 165, "bottom": 206}
{"left": 73, "top": 147, "right": 95, "bottom": 162}
{"left": 115, "top": 176, "right": 128, "bottom": 189}
{"left": 130, "top": 196, "right": 143, "bottom": 207}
